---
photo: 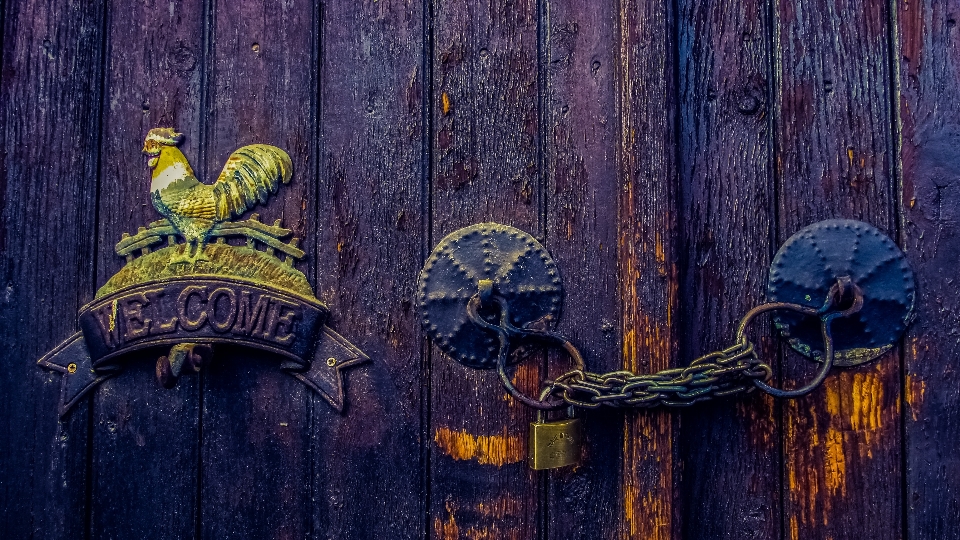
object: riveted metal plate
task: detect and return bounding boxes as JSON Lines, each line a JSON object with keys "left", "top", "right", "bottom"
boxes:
{"left": 418, "top": 223, "right": 563, "bottom": 369}
{"left": 767, "top": 219, "right": 915, "bottom": 367}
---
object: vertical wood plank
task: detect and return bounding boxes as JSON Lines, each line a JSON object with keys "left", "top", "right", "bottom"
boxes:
{"left": 675, "top": 0, "right": 780, "bottom": 537}
{"left": 617, "top": 0, "right": 680, "bottom": 538}
{"left": 430, "top": 0, "right": 542, "bottom": 537}
{"left": 310, "top": 0, "right": 425, "bottom": 537}
{"left": 543, "top": 0, "right": 624, "bottom": 537}
{"left": 898, "top": 1, "right": 960, "bottom": 537}
{"left": 776, "top": 0, "right": 901, "bottom": 538}
{"left": 0, "top": 0, "right": 104, "bottom": 537}
{"left": 89, "top": 1, "right": 204, "bottom": 537}
{"left": 199, "top": 1, "right": 315, "bottom": 537}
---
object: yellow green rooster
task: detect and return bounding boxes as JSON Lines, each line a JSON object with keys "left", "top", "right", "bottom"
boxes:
{"left": 141, "top": 127, "right": 292, "bottom": 261}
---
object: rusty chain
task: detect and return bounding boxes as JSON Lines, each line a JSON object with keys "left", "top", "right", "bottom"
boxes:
{"left": 466, "top": 277, "right": 864, "bottom": 411}
{"left": 545, "top": 340, "right": 768, "bottom": 409}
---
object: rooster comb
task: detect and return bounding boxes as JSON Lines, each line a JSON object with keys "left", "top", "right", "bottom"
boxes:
{"left": 144, "top": 127, "right": 183, "bottom": 146}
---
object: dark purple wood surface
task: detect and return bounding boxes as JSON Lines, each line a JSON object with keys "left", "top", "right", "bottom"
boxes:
{"left": 90, "top": 1, "right": 204, "bottom": 538}
{"left": 197, "top": 2, "right": 316, "bottom": 537}
{"left": 543, "top": 0, "right": 624, "bottom": 537}
{"left": 616, "top": 0, "right": 681, "bottom": 537}
{"left": 1, "top": 0, "right": 958, "bottom": 538}
{"left": 899, "top": 0, "right": 960, "bottom": 537}
{"left": 429, "top": 1, "right": 542, "bottom": 538}
{"left": 0, "top": 1, "right": 103, "bottom": 538}
{"left": 676, "top": 0, "right": 780, "bottom": 537}
{"left": 312, "top": 0, "right": 426, "bottom": 537}
{"left": 775, "top": 1, "right": 901, "bottom": 538}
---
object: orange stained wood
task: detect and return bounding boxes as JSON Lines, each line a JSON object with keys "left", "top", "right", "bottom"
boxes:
{"left": 623, "top": 413, "right": 672, "bottom": 540}
{"left": 905, "top": 336, "right": 927, "bottom": 422}
{"left": 433, "top": 426, "right": 524, "bottom": 466}
{"left": 434, "top": 498, "right": 527, "bottom": 540}
{"left": 435, "top": 501, "right": 459, "bottom": 540}
{"left": 906, "top": 372, "right": 926, "bottom": 422}
{"left": 618, "top": 175, "right": 676, "bottom": 539}
{"left": 785, "top": 358, "right": 899, "bottom": 532}
{"left": 850, "top": 370, "right": 883, "bottom": 432}
{"left": 441, "top": 92, "right": 452, "bottom": 115}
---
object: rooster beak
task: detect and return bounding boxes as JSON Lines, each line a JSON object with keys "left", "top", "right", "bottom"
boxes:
{"left": 142, "top": 141, "right": 161, "bottom": 168}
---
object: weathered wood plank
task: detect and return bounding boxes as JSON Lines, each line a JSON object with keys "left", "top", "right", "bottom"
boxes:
{"left": 309, "top": 0, "right": 425, "bottom": 537}
{"left": 775, "top": 0, "right": 901, "bottom": 538}
{"left": 675, "top": 0, "right": 780, "bottom": 538}
{"left": 542, "top": 0, "right": 624, "bottom": 537}
{"left": 89, "top": 1, "right": 204, "bottom": 537}
{"left": 0, "top": 0, "right": 104, "bottom": 537}
{"left": 616, "top": 0, "right": 681, "bottom": 538}
{"left": 430, "top": 0, "right": 542, "bottom": 537}
{"left": 898, "top": 1, "right": 960, "bottom": 537}
{"left": 199, "top": 1, "right": 315, "bottom": 537}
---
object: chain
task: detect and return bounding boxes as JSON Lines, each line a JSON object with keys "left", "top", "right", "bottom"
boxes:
{"left": 466, "top": 277, "right": 864, "bottom": 411}
{"left": 546, "top": 340, "right": 768, "bottom": 409}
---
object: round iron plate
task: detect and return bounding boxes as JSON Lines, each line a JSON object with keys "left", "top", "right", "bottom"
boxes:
{"left": 767, "top": 219, "right": 915, "bottom": 367}
{"left": 418, "top": 223, "right": 563, "bottom": 369}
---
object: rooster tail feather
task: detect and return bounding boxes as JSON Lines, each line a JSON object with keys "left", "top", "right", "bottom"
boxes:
{"left": 212, "top": 144, "right": 293, "bottom": 220}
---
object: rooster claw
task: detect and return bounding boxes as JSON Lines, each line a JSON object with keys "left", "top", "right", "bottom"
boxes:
{"left": 169, "top": 245, "right": 210, "bottom": 266}
{"left": 156, "top": 343, "right": 214, "bottom": 388}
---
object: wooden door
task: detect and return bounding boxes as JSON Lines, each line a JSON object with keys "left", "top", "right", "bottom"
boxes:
{"left": 1, "top": 0, "right": 957, "bottom": 538}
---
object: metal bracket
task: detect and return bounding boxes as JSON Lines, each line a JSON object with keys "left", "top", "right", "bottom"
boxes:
{"left": 418, "top": 223, "right": 563, "bottom": 369}
{"left": 767, "top": 219, "right": 915, "bottom": 366}
{"left": 420, "top": 219, "right": 916, "bottom": 373}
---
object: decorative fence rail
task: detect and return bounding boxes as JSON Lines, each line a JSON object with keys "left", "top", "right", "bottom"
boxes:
{"left": 115, "top": 213, "right": 305, "bottom": 266}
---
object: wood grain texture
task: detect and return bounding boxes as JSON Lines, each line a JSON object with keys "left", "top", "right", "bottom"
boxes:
{"left": 675, "top": 0, "right": 780, "bottom": 538}
{"left": 0, "top": 0, "right": 104, "bottom": 537}
{"left": 6, "top": 2, "right": 960, "bottom": 539}
{"left": 89, "top": 1, "right": 204, "bottom": 537}
{"left": 898, "top": 1, "right": 960, "bottom": 537}
{"left": 311, "top": 0, "right": 425, "bottom": 537}
{"left": 616, "top": 0, "right": 680, "bottom": 538}
{"left": 542, "top": 0, "right": 624, "bottom": 537}
{"left": 430, "top": 0, "right": 542, "bottom": 537}
{"left": 775, "top": 0, "right": 901, "bottom": 538}
{"left": 199, "top": 1, "right": 315, "bottom": 537}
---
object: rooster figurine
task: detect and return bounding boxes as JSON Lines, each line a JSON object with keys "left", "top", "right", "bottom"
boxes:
{"left": 142, "top": 127, "right": 292, "bottom": 261}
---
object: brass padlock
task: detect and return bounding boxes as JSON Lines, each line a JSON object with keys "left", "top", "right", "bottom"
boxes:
{"left": 529, "top": 409, "right": 582, "bottom": 470}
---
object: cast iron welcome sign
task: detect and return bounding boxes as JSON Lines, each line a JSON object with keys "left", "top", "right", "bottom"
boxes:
{"left": 37, "top": 128, "right": 367, "bottom": 416}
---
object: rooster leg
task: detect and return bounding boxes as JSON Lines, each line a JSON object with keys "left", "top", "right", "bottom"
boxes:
{"left": 173, "top": 238, "right": 210, "bottom": 263}
{"left": 169, "top": 238, "right": 210, "bottom": 264}
{"left": 189, "top": 238, "right": 211, "bottom": 262}
{"left": 168, "top": 241, "right": 197, "bottom": 264}
{"left": 168, "top": 243, "right": 192, "bottom": 264}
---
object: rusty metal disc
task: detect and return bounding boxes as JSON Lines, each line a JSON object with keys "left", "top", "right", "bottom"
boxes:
{"left": 418, "top": 223, "right": 563, "bottom": 370}
{"left": 767, "top": 219, "right": 915, "bottom": 367}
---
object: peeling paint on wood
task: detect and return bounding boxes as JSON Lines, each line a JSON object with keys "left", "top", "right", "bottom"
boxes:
{"left": 434, "top": 426, "right": 524, "bottom": 466}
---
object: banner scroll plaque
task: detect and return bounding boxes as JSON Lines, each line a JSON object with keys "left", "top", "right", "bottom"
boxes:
{"left": 38, "top": 128, "right": 368, "bottom": 416}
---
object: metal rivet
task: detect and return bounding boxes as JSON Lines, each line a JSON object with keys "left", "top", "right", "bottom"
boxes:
{"left": 67, "top": 363, "right": 78, "bottom": 374}
{"left": 326, "top": 357, "right": 337, "bottom": 367}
